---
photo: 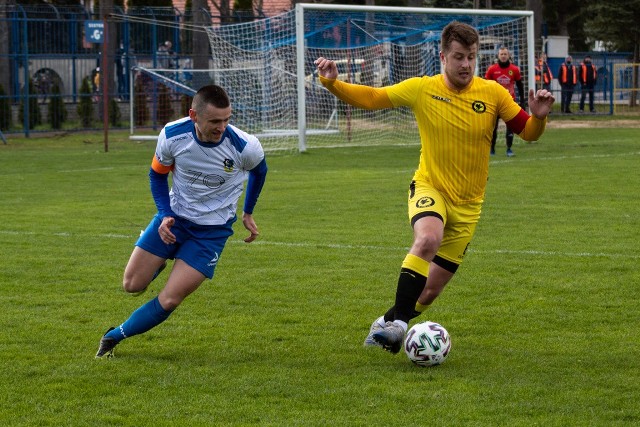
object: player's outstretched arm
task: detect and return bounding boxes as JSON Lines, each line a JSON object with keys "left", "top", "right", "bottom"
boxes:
{"left": 528, "top": 88, "right": 554, "bottom": 119}
{"left": 313, "top": 57, "right": 393, "bottom": 110}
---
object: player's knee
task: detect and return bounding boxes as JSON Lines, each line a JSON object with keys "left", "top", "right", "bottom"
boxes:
{"left": 121, "top": 277, "right": 135, "bottom": 293}
{"left": 122, "top": 275, "right": 145, "bottom": 293}
{"left": 158, "top": 294, "right": 182, "bottom": 311}
{"left": 412, "top": 233, "right": 440, "bottom": 257}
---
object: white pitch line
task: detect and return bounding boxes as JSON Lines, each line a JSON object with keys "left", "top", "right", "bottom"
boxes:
{"left": 1, "top": 229, "right": 638, "bottom": 260}
{"left": 57, "top": 167, "right": 116, "bottom": 173}
{"left": 241, "top": 239, "right": 639, "bottom": 260}
{"left": 1, "top": 150, "right": 635, "bottom": 176}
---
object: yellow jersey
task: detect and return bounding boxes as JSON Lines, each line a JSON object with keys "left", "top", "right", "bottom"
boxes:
{"left": 387, "top": 75, "right": 521, "bottom": 204}
{"left": 320, "top": 74, "right": 544, "bottom": 205}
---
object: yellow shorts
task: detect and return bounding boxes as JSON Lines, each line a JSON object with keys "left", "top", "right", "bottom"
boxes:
{"left": 407, "top": 177, "right": 482, "bottom": 267}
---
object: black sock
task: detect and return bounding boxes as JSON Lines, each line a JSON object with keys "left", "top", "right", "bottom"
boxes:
{"left": 391, "top": 268, "right": 427, "bottom": 323}
{"left": 383, "top": 305, "right": 395, "bottom": 323}
{"left": 383, "top": 305, "right": 423, "bottom": 323}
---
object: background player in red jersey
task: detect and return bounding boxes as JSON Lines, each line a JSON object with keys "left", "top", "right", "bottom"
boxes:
{"left": 484, "top": 46, "right": 525, "bottom": 157}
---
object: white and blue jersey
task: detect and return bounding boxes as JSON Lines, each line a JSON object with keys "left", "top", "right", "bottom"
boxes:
{"left": 152, "top": 118, "right": 265, "bottom": 226}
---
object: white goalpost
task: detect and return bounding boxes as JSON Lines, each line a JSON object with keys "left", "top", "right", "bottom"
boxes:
{"left": 129, "top": 4, "right": 534, "bottom": 153}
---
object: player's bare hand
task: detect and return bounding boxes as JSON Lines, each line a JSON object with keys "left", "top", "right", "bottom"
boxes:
{"left": 242, "top": 212, "right": 259, "bottom": 243}
{"left": 158, "top": 216, "right": 176, "bottom": 245}
{"left": 528, "top": 88, "right": 555, "bottom": 119}
{"left": 314, "top": 57, "right": 338, "bottom": 80}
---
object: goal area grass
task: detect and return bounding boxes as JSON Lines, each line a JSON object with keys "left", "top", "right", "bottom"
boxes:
{"left": 1, "top": 125, "right": 639, "bottom": 425}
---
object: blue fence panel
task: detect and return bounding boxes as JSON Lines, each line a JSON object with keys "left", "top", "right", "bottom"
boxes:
{"left": 0, "top": 4, "right": 634, "bottom": 137}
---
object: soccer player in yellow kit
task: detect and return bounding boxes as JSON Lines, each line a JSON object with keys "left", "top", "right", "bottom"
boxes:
{"left": 315, "top": 21, "right": 555, "bottom": 354}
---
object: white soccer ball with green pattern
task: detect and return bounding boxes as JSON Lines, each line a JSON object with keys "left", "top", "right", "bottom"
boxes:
{"left": 404, "top": 321, "right": 451, "bottom": 367}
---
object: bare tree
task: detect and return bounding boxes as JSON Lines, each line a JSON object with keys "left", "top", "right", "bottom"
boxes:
{"left": 192, "top": 0, "right": 213, "bottom": 89}
{"left": 210, "top": 0, "right": 233, "bottom": 24}
{"left": 526, "top": 0, "right": 544, "bottom": 48}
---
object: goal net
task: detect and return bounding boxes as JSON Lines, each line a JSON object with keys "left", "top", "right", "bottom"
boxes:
{"left": 130, "top": 4, "right": 533, "bottom": 153}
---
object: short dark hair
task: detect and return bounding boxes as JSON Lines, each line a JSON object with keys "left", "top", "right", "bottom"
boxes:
{"left": 192, "top": 85, "right": 230, "bottom": 112}
{"left": 441, "top": 21, "right": 479, "bottom": 53}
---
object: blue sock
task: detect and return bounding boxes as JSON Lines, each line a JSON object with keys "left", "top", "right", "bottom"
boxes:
{"left": 106, "top": 297, "right": 173, "bottom": 342}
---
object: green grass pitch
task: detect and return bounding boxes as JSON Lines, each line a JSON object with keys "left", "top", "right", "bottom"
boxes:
{"left": 1, "top": 125, "right": 639, "bottom": 425}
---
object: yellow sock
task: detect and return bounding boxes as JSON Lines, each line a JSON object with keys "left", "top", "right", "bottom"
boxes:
{"left": 401, "top": 253, "right": 430, "bottom": 277}
{"left": 415, "top": 301, "right": 430, "bottom": 313}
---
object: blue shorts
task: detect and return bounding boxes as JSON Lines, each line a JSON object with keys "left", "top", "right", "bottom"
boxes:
{"left": 136, "top": 214, "right": 235, "bottom": 279}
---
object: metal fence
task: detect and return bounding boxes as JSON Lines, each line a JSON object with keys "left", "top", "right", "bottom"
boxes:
{"left": 544, "top": 52, "right": 636, "bottom": 113}
{"left": 0, "top": 4, "right": 261, "bottom": 136}
{"left": 0, "top": 4, "right": 636, "bottom": 137}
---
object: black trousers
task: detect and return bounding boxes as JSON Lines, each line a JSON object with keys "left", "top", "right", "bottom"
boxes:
{"left": 560, "top": 85, "right": 575, "bottom": 112}
{"left": 580, "top": 85, "right": 595, "bottom": 111}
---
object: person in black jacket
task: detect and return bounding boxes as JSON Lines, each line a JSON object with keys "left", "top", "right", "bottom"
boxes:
{"left": 579, "top": 55, "right": 598, "bottom": 113}
{"left": 558, "top": 56, "right": 578, "bottom": 113}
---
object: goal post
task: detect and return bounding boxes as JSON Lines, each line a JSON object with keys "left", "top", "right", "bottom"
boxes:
{"left": 129, "top": 5, "right": 534, "bottom": 153}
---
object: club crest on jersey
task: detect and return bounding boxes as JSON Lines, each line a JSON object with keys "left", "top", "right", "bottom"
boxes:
{"left": 416, "top": 196, "right": 436, "bottom": 209}
{"left": 223, "top": 158, "right": 235, "bottom": 172}
{"left": 472, "top": 101, "right": 486, "bottom": 113}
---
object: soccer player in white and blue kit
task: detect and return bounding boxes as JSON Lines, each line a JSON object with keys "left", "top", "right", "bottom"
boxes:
{"left": 96, "top": 85, "right": 267, "bottom": 358}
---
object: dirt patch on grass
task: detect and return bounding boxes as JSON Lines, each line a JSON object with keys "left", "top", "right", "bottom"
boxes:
{"left": 546, "top": 119, "right": 640, "bottom": 129}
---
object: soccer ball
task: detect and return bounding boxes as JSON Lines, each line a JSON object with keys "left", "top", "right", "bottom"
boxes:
{"left": 404, "top": 321, "right": 451, "bottom": 367}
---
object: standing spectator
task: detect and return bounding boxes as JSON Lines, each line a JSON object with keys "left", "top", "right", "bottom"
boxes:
{"left": 558, "top": 56, "right": 578, "bottom": 113}
{"left": 484, "top": 46, "right": 525, "bottom": 157}
{"left": 93, "top": 67, "right": 100, "bottom": 93}
{"left": 156, "top": 41, "right": 174, "bottom": 69}
{"left": 165, "top": 41, "right": 176, "bottom": 68}
{"left": 535, "top": 53, "right": 553, "bottom": 92}
{"left": 92, "top": 55, "right": 101, "bottom": 94}
{"left": 115, "top": 43, "right": 126, "bottom": 99}
{"left": 579, "top": 55, "right": 597, "bottom": 113}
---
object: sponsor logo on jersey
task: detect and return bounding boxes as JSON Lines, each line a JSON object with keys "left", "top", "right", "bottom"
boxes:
{"left": 203, "top": 174, "right": 225, "bottom": 189}
{"left": 496, "top": 75, "right": 512, "bottom": 86}
{"left": 432, "top": 95, "right": 451, "bottom": 103}
{"left": 472, "top": 101, "right": 486, "bottom": 113}
{"left": 172, "top": 135, "right": 190, "bottom": 142}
